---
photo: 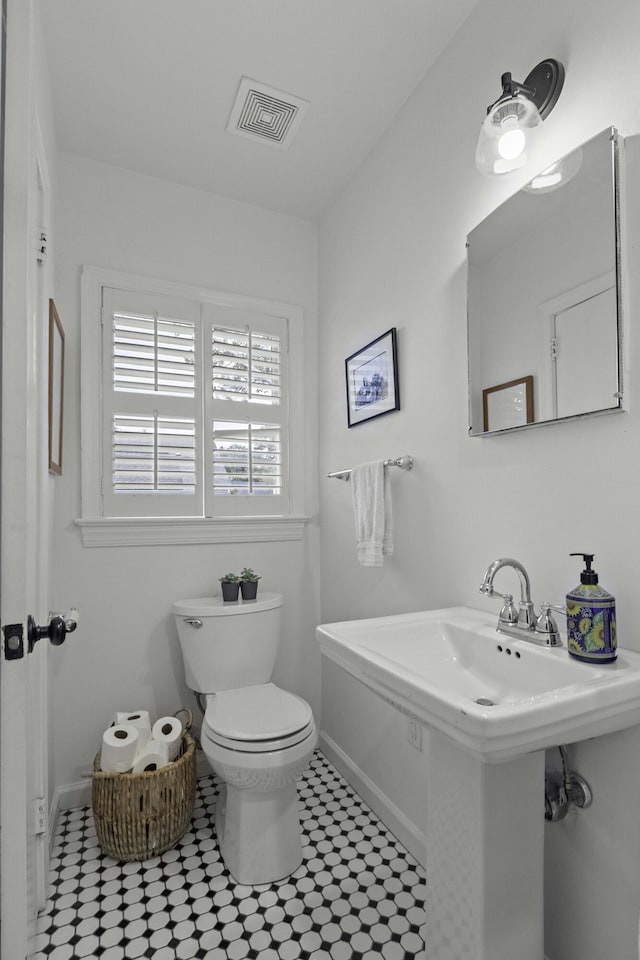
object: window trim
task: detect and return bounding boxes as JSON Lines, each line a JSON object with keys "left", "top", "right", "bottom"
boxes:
{"left": 76, "top": 516, "right": 307, "bottom": 548}
{"left": 78, "top": 265, "right": 307, "bottom": 546}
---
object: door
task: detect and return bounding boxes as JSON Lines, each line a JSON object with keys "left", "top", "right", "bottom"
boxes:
{"left": 538, "top": 273, "right": 619, "bottom": 422}
{"left": 1, "top": 1, "right": 50, "bottom": 955}
{"left": 554, "top": 286, "right": 619, "bottom": 419}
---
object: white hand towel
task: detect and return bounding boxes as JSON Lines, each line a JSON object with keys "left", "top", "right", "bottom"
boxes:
{"left": 351, "top": 460, "right": 393, "bottom": 567}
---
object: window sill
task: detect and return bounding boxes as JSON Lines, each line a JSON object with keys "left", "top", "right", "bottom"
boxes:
{"left": 75, "top": 516, "right": 309, "bottom": 547}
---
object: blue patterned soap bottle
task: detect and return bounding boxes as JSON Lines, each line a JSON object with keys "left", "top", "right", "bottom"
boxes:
{"left": 566, "top": 553, "right": 617, "bottom": 663}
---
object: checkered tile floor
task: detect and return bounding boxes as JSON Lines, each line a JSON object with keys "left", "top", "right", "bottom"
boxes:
{"left": 34, "top": 751, "right": 425, "bottom": 959}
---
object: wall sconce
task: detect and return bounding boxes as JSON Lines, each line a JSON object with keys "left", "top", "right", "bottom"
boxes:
{"left": 475, "top": 58, "right": 565, "bottom": 178}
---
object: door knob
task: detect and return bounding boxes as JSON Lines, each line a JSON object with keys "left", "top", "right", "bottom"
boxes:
{"left": 27, "top": 609, "right": 78, "bottom": 653}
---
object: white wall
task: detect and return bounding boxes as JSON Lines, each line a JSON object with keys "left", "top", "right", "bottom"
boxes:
{"left": 51, "top": 154, "right": 320, "bottom": 790}
{"left": 321, "top": 658, "right": 428, "bottom": 866}
{"left": 317, "top": 0, "right": 640, "bottom": 957}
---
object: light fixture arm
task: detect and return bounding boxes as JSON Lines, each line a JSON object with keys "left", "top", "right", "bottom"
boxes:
{"left": 486, "top": 72, "right": 536, "bottom": 114}
{"left": 486, "top": 59, "right": 565, "bottom": 120}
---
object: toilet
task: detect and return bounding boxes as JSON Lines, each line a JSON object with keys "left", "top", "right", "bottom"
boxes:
{"left": 172, "top": 592, "right": 316, "bottom": 884}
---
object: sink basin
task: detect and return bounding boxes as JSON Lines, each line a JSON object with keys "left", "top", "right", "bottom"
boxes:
{"left": 317, "top": 605, "right": 640, "bottom": 761}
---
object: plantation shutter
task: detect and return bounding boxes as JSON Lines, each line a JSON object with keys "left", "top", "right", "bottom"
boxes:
{"left": 98, "top": 285, "right": 291, "bottom": 520}
{"left": 102, "top": 287, "right": 202, "bottom": 517}
{"left": 204, "top": 305, "right": 289, "bottom": 517}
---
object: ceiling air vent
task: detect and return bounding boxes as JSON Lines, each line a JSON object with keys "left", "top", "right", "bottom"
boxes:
{"left": 227, "top": 77, "right": 309, "bottom": 150}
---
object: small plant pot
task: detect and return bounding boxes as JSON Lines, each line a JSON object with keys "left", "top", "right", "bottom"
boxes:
{"left": 221, "top": 582, "right": 240, "bottom": 603}
{"left": 240, "top": 581, "right": 259, "bottom": 601}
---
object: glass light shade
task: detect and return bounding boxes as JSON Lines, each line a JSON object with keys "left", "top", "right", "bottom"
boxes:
{"left": 475, "top": 94, "right": 542, "bottom": 178}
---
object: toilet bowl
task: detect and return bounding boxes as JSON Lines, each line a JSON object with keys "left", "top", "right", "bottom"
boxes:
{"left": 202, "top": 683, "right": 316, "bottom": 883}
{"left": 172, "top": 594, "right": 316, "bottom": 884}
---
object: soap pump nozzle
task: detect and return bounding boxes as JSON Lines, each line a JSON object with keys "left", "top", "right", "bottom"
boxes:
{"left": 569, "top": 552, "right": 598, "bottom": 585}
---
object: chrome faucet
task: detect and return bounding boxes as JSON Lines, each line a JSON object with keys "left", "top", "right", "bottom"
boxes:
{"left": 480, "top": 557, "right": 562, "bottom": 646}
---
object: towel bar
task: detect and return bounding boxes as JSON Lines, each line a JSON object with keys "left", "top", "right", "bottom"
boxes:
{"left": 327, "top": 455, "right": 413, "bottom": 481}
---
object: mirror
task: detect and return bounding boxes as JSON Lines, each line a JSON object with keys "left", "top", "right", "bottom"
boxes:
{"left": 467, "top": 127, "right": 623, "bottom": 436}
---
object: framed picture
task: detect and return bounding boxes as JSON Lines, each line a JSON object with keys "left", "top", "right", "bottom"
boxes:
{"left": 48, "top": 299, "right": 65, "bottom": 475}
{"left": 482, "top": 375, "right": 534, "bottom": 432}
{"left": 345, "top": 328, "right": 400, "bottom": 427}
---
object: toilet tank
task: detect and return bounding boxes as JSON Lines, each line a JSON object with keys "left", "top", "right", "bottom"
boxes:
{"left": 172, "top": 593, "right": 283, "bottom": 693}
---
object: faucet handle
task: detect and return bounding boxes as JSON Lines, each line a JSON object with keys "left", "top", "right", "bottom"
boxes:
{"left": 480, "top": 584, "right": 507, "bottom": 600}
{"left": 535, "top": 603, "right": 563, "bottom": 646}
{"left": 479, "top": 584, "right": 519, "bottom": 624}
{"left": 497, "top": 593, "right": 519, "bottom": 626}
{"left": 543, "top": 603, "right": 566, "bottom": 617}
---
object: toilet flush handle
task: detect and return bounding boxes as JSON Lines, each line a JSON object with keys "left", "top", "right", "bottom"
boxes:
{"left": 183, "top": 618, "right": 203, "bottom": 628}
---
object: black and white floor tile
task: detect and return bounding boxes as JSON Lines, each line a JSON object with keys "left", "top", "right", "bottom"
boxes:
{"left": 34, "top": 751, "right": 426, "bottom": 959}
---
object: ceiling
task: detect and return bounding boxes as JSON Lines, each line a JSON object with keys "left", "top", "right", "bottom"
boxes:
{"left": 37, "top": 0, "right": 476, "bottom": 221}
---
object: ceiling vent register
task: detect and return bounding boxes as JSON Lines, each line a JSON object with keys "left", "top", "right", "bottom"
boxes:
{"left": 227, "top": 77, "right": 309, "bottom": 149}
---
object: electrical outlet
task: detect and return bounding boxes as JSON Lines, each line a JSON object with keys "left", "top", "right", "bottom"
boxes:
{"left": 407, "top": 717, "right": 422, "bottom": 751}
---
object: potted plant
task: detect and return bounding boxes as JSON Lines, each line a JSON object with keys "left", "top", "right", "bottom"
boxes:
{"left": 239, "top": 567, "right": 261, "bottom": 601}
{"left": 219, "top": 573, "right": 240, "bottom": 603}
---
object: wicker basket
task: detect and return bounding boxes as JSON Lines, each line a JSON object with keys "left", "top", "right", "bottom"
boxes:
{"left": 92, "top": 709, "right": 197, "bottom": 862}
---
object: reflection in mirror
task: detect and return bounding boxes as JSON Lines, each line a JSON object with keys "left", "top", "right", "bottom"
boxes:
{"left": 467, "top": 127, "right": 623, "bottom": 436}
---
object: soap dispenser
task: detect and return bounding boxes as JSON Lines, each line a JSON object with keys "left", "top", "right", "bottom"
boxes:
{"left": 566, "top": 553, "right": 617, "bottom": 662}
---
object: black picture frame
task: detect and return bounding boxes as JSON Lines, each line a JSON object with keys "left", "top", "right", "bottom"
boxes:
{"left": 345, "top": 328, "right": 400, "bottom": 427}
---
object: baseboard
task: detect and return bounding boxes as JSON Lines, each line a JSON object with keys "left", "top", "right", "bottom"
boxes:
{"left": 49, "top": 741, "right": 427, "bottom": 870}
{"left": 48, "top": 778, "right": 92, "bottom": 856}
{"left": 319, "top": 732, "right": 427, "bottom": 868}
{"left": 196, "top": 751, "right": 209, "bottom": 779}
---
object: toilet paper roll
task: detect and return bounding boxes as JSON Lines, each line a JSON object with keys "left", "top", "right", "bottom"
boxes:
{"left": 151, "top": 716, "right": 183, "bottom": 761}
{"left": 100, "top": 724, "right": 139, "bottom": 773}
{"left": 132, "top": 738, "right": 170, "bottom": 774}
{"left": 114, "top": 710, "right": 151, "bottom": 752}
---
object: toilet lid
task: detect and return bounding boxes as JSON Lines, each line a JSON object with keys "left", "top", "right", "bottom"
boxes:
{"left": 204, "top": 683, "right": 313, "bottom": 742}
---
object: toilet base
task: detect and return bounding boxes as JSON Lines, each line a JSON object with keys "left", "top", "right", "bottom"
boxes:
{"left": 215, "top": 781, "right": 303, "bottom": 884}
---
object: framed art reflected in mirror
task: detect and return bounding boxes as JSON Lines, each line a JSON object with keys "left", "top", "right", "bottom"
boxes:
{"left": 482, "top": 375, "right": 534, "bottom": 433}
{"left": 48, "top": 299, "right": 65, "bottom": 475}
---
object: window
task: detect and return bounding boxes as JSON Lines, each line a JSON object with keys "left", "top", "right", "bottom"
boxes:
{"left": 79, "top": 267, "right": 305, "bottom": 544}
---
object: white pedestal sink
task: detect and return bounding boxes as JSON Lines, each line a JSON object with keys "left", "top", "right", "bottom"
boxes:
{"left": 317, "top": 606, "right": 640, "bottom": 960}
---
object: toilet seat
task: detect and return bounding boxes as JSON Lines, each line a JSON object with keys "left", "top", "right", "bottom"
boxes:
{"left": 205, "top": 723, "right": 316, "bottom": 754}
{"left": 204, "top": 683, "right": 314, "bottom": 754}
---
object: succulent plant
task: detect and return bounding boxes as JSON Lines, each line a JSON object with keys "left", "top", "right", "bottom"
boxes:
{"left": 239, "top": 567, "right": 261, "bottom": 582}
{"left": 219, "top": 572, "right": 240, "bottom": 583}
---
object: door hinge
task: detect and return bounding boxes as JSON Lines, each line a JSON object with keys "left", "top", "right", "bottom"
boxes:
{"left": 550, "top": 336, "right": 558, "bottom": 360}
{"left": 3, "top": 622, "right": 24, "bottom": 660}
{"left": 37, "top": 229, "right": 48, "bottom": 265}
{"left": 33, "top": 797, "right": 46, "bottom": 836}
